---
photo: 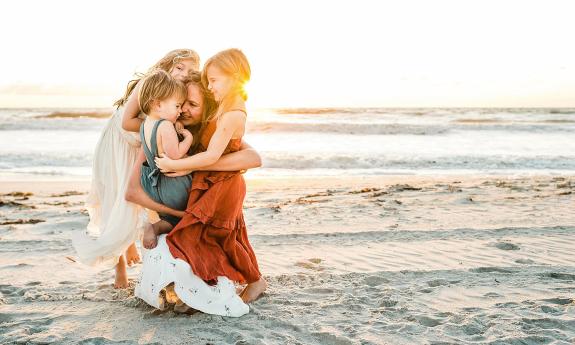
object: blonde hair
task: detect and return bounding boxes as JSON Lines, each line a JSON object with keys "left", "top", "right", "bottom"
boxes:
{"left": 114, "top": 49, "right": 200, "bottom": 108}
{"left": 138, "top": 70, "right": 187, "bottom": 115}
{"left": 201, "top": 48, "right": 250, "bottom": 121}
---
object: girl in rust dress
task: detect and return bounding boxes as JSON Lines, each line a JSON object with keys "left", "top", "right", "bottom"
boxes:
{"left": 154, "top": 49, "right": 267, "bottom": 303}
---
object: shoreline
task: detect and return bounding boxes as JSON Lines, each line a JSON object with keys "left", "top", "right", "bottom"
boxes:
{"left": 1, "top": 171, "right": 573, "bottom": 191}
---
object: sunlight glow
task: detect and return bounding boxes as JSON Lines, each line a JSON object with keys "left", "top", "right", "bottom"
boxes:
{"left": 0, "top": 0, "right": 574, "bottom": 108}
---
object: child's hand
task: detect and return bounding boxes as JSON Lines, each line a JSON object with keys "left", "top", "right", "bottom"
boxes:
{"left": 175, "top": 121, "right": 185, "bottom": 132}
{"left": 178, "top": 128, "right": 193, "bottom": 140}
{"left": 155, "top": 153, "right": 176, "bottom": 172}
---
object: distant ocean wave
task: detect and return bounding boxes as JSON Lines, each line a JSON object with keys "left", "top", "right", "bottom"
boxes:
{"left": 271, "top": 107, "right": 575, "bottom": 116}
{"left": 0, "top": 120, "right": 105, "bottom": 131}
{"left": 1, "top": 120, "right": 572, "bottom": 134}
{"left": 262, "top": 154, "right": 575, "bottom": 171}
{"left": 1, "top": 107, "right": 574, "bottom": 179}
{"left": 247, "top": 122, "right": 574, "bottom": 135}
{"left": 0, "top": 152, "right": 92, "bottom": 169}
{"left": 1, "top": 107, "right": 574, "bottom": 134}
{"left": 2, "top": 151, "right": 573, "bottom": 177}
{"left": 34, "top": 111, "right": 111, "bottom": 119}
{"left": 247, "top": 122, "right": 449, "bottom": 135}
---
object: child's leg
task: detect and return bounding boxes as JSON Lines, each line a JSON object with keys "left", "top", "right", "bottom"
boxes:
{"left": 125, "top": 242, "right": 141, "bottom": 266}
{"left": 142, "top": 220, "right": 174, "bottom": 249}
{"left": 114, "top": 255, "right": 129, "bottom": 289}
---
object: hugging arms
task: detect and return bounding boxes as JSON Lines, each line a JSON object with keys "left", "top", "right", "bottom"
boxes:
{"left": 125, "top": 141, "right": 261, "bottom": 217}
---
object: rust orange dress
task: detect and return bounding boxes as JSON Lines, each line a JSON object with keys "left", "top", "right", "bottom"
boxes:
{"left": 166, "top": 118, "right": 262, "bottom": 285}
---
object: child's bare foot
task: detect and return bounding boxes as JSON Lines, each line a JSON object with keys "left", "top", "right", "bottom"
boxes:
{"left": 114, "top": 255, "right": 129, "bottom": 289}
{"left": 164, "top": 283, "right": 180, "bottom": 304}
{"left": 240, "top": 277, "right": 267, "bottom": 303}
{"left": 125, "top": 242, "right": 141, "bottom": 266}
{"left": 142, "top": 223, "right": 158, "bottom": 249}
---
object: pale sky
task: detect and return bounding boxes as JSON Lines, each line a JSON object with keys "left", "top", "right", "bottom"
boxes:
{"left": 0, "top": 0, "right": 574, "bottom": 108}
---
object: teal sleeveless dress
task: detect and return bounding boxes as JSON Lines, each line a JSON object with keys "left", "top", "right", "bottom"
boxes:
{"left": 140, "top": 119, "right": 192, "bottom": 226}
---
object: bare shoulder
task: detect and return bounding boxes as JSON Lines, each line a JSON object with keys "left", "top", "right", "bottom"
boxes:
{"left": 158, "top": 120, "right": 176, "bottom": 133}
{"left": 221, "top": 110, "right": 247, "bottom": 124}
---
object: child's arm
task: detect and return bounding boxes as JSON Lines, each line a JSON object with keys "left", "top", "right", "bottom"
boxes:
{"left": 124, "top": 148, "right": 186, "bottom": 218}
{"left": 162, "top": 140, "right": 262, "bottom": 177}
{"left": 158, "top": 121, "right": 193, "bottom": 160}
{"left": 121, "top": 81, "right": 143, "bottom": 133}
{"left": 155, "top": 111, "right": 246, "bottom": 172}
{"left": 198, "top": 140, "right": 261, "bottom": 171}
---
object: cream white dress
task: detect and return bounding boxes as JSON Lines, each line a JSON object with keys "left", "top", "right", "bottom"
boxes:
{"left": 135, "top": 234, "right": 249, "bottom": 317}
{"left": 71, "top": 97, "right": 146, "bottom": 269}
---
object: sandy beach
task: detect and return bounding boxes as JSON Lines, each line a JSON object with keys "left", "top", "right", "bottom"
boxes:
{"left": 0, "top": 174, "right": 573, "bottom": 344}
{"left": 2, "top": 0, "right": 575, "bottom": 342}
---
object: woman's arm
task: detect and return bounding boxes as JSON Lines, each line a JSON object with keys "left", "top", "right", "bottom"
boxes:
{"left": 121, "top": 81, "right": 143, "bottom": 133}
{"left": 125, "top": 148, "right": 185, "bottom": 218}
{"left": 163, "top": 141, "right": 262, "bottom": 177}
{"left": 198, "top": 140, "right": 261, "bottom": 171}
{"left": 155, "top": 111, "right": 245, "bottom": 172}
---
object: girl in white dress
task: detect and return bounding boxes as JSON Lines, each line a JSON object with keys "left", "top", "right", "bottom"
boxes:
{"left": 72, "top": 49, "right": 200, "bottom": 288}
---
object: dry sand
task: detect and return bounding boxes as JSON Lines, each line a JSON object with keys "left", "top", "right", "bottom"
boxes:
{"left": 0, "top": 175, "right": 574, "bottom": 344}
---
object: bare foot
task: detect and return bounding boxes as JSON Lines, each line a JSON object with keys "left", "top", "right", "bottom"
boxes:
{"left": 164, "top": 283, "right": 180, "bottom": 304}
{"left": 114, "top": 255, "right": 129, "bottom": 289}
{"left": 125, "top": 242, "right": 141, "bottom": 266}
{"left": 240, "top": 277, "right": 267, "bottom": 303}
{"left": 142, "top": 223, "right": 158, "bottom": 249}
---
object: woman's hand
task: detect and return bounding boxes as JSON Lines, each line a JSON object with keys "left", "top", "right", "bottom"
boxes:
{"left": 164, "top": 169, "right": 193, "bottom": 177}
{"left": 155, "top": 153, "right": 177, "bottom": 173}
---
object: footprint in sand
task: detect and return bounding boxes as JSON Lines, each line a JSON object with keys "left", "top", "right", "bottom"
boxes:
{"left": 493, "top": 242, "right": 520, "bottom": 251}
{"left": 363, "top": 275, "right": 389, "bottom": 287}
{"left": 378, "top": 298, "right": 398, "bottom": 307}
{"left": 426, "top": 279, "right": 451, "bottom": 287}
{"left": 542, "top": 297, "right": 574, "bottom": 305}
{"left": 515, "top": 258, "right": 535, "bottom": 264}
{"left": 295, "top": 258, "right": 324, "bottom": 271}
{"left": 538, "top": 272, "right": 575, "bottom": 281}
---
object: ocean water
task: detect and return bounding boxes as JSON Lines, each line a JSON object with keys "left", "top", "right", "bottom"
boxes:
{"left": 0, "top": 107, "right": 574, "bottom": 180}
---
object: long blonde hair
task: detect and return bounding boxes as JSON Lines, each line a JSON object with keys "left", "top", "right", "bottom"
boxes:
{"left": 114, "top": 49, "right": 200, "bottom": 108}
{"left": 138, "top": 70, "right": 187, "bottom": 115}
{"left": 201, "top": 48, "right": 250, "bottom": 122}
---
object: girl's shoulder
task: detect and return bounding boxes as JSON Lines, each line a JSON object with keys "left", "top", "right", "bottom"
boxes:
{"left": 217, "top": 111, "right": 247, "bottom": 129}
{"left": 226, "top": 108, "right": 247, "bottom": 115}
{"left": 220, "top": 109, "right": 247, "bottom": 121}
